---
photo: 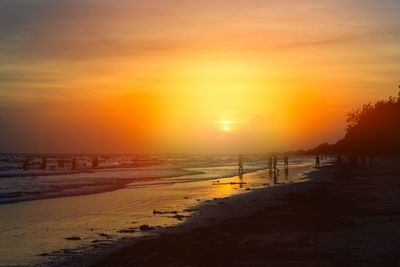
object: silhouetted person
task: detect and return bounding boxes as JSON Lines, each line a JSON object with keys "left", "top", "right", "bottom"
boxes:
{"left": 239, "top": 173, "right": 244, "bottom": 188}
{"left": 71, "top": 158, "right": 76, "bottom": 170}
{"left": 92, "top": 157, "right": 98, "bottom": 168}
{"left": 238, "top": 154, "right": 244, "bottom": 175}
{"left": 284, "top": 154, "right": 289, "bottom": 168}
{"left": 40, "top": 157, "right": 47, "bottom": 170}
{"left": 273, "top": 154, "right": 278, "bottom": 171}
{"left": 22, "top": 159, "right": 29, "bottom": 170}
{"left": 361, "top": 155, "right": 366, "bottom": 167}
{"left": 58, "top": 158, "right": 64, "bottom": 168}
{"left": 285, "top": 167, "right": 289, "bottom": 180}
{"left": 268, "top": 168, "right": 278, "bottom": 184}
{"left": 350, "top": 154, "right": 358, "bottom": 167}
{"left": 268, "top": 155, "right": 273, "bottom": 169}
{"left": 315, "top": 154, "right": 320, "bottom": 168}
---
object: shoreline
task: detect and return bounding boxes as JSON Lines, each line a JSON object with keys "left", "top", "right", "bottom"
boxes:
{"left": 3, "top": 159, "right": 307, "bottom": 266}
{"left": 86, "top": 159, "right": 400, "bottom": 266}
{"left": 0, "top": 171, "right": 198, "bottom": 205}
{"left": 50, "top": 164, "right": 324, "bottom": 267}
{"left": 0, "top": 163, "right": 270, "bottom": 205}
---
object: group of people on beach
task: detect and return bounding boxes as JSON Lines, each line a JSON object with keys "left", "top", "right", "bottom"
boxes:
{"left": 238, "top": 153, "right": 291, "bottom": 175}
{"left": 22, "top": 156, "right": 99, "bottom": 171}
{"left": 238, "top": 153, "right": 323, "bottom": 175}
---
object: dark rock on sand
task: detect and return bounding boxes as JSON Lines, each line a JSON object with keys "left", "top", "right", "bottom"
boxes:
{"left": 97, "top": 233, "right": 113, "bottom": 239}
{"left": 65, "top": 236, "right": 81, "bottom": 241}
{"left": 38, "top": 253, "right": 50, "bottom": 256}
{"left": 139, "top": 224, "right": 154, "bottom": 231}
{"left": 118, "top": 228, "right": 138, "bottom": 233}
{"left": 171, "top": 214, "right": 186, "bottom": 221}
{"left": 153, "top": 209, "right": 178, "bottom": 215}
{"left": 183, "top": 208, "right": 196, "bottom": 212}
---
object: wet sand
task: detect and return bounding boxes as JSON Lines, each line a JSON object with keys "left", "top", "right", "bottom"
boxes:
{"left": 92, "top": 159, "right": 400, "bottom": 266}
{"left": 0, "top": 158, "right": 316, "bottom": 266}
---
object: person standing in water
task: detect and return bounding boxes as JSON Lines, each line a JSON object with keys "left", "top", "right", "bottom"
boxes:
{"left": 58, "top": 158, "right": 64, "bottom": 168}
{"left": 273, "top": 154, "right": 278, "bottom": 171}
{"left": 22, "top": 159, "right": 29, "bottom": 170}
{"left": 92, "top": 157, "right": 98, "bottom": 168}
{"left": 40, "top": 157, "right": 47, "bottom": 170}
{"left": 71, "top": 158, "right": 76, "bottom": 170}
{"left": 315, "top": 154, "right": 320, "bottom": 168}
{"left": 238, "top": 154, "right": 244, "bottom": 175}
{"left": 268, "top": 155, "right": 273, "bottom": 169}
{"left": 284, "top": 154, "right": 289, "bottom": 168}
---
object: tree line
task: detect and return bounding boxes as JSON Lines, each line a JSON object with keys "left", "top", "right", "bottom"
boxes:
{"left": 298, "top": 91, "right": 400, "bottom": 157}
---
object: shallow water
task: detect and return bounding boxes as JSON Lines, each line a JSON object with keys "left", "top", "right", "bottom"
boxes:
{"left": 0, "top": 154, "right": 318, "bottom": 266}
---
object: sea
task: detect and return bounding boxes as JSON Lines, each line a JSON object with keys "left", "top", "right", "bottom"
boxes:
{"left": 0, "top": 153, "right": 318, "bottom": 266}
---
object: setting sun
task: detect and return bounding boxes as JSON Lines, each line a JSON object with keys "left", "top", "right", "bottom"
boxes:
{"left": 220, "top": 120, "right": 233, "bottom": 132}
{"left": 222, "top": 125, "right": 230, "bottom": 132}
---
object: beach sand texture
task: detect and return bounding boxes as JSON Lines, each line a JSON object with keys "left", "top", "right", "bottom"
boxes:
{"left": 93, "top": 159, "right": 400, "bottom": 266}
{"left": 0, "top": 155, "right": 315, "bottom": 266}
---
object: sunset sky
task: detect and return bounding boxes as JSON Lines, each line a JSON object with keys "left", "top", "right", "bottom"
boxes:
{"left": 1, "top": 0, "right": 399, "bottom": 153}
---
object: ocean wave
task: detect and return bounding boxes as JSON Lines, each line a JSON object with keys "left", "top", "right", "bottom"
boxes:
{"left": 0, "top": 154, "right": 310, "bottom": 205}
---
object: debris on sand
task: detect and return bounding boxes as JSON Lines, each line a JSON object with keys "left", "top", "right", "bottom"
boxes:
{"left": 153, "top": 209, "right": 178, "bottom": 215}
{"left": 183, "top": 208, "right": 197, "bottom": 212}
{"left": 230, "top": 182, "right": 247, "bottom": 185}
{"left": 213, "top": 182, "right": 247, "bottom": 185}
{"left": 65, "top": 236, "right": 81, "bottom": 241}
{"left": 38, "top": 253, "right": 49, "bottom": 256}
{"left": 171, "top": 214, "right": 186, "bottom": 221}
{"left": 97, "top": 233, "right": 113, "bottom": 239}
{"left": 118, "top": 228, "right": 138, "bottom": 233}
{"left": 139, "top": 224, "right": 154, "bottom": 232}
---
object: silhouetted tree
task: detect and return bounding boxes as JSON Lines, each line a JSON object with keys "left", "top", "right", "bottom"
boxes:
{"left": 344, "top": 91, "right": 400, "bottom": 155}
{"left": 291, "top": 91, "right": 400, "bottom": 158}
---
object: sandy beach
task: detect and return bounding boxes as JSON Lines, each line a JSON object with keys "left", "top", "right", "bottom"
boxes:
{"left": 0, "top": 155, "right": 316, "bottom": 266}
{"left": 91, "top": 159, "right": 400, "bottom": 266}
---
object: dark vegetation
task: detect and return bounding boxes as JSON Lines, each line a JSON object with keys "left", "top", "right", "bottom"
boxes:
{"left": 299, "top": 91, "right": 400, "bottom": 156}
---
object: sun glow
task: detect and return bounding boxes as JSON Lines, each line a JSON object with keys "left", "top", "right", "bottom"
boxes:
{"left": 220, "top": 120, "right": 233, "bottom": 132}
{"left": 222, "top": 125, "right": 230, "bottom": 132}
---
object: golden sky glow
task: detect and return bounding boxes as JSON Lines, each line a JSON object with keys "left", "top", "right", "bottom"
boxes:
{"left": 0, "top": 0, "right": 399, "bottom": 153}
